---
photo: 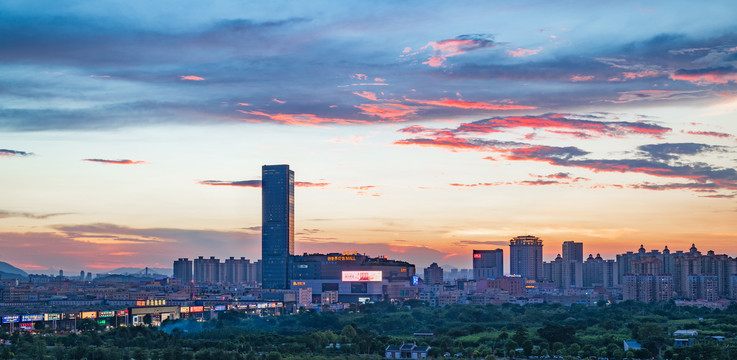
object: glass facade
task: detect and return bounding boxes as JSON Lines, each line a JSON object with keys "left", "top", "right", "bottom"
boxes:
{"left": 261, "top": 164, "right": 294, "bottom": 289}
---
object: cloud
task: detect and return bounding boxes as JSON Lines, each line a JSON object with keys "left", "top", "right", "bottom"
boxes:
{"left": 0, "top": 210, "right": 71, "bottom": 219}
{"left": 671, "top": 66, "right": 737, "bottom": 84}
{"left": 0, "top": 148, "right": 33, "bottom": 157}
{"left": 637, "top": 142, "right": 726, "bottom": 161}
{"left": 180, "top": 75, "right": 204, "bottom": 81}
{"left": 198, "top": 179, "right": 329, "bottom": 188}
{"left": 238, "top": 110, "right": 372, "bottom": 126}
{"left": 272, "top": 98, "right": 286, "bottom": 104}
{"left": 457, "top": 113, "right": 671, "bottom": 138}
{"left": 404, "top": 98, "right": 535, "bottom": 110}
{"left": 83, "top": 159, "right": 147, "bottom": 165}
{"left": 571, "top": 75, "right": 595, "bottom": 82}
{"left": 684, "top": 130, "right": 733, "bottom": 138}
{"left": 355, "top": 103, "right": 416, "bottom": 120}
{"left": 507, "top": 47, "right": 542, "bottom": 57}
{"left": 415, "top": 34, "right": 497, "bottom": 67}
{"left": 397, "top": 122, "right": 737, "bottom": 193}
{"left": 609, "top": 90, "right": 704, "bottom": 103}
{"left": 352, "top": 91, "right": 378, "bottom": 101}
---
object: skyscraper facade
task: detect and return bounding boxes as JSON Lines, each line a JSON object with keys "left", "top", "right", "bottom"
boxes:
{"left": 261, "top": 164, "right": 295, "bottom": 289}
{"left": 424, "top": 263, "right": 444, "bottom": 285}
{"left": 562, "top": 241, "right": 583, "bottom": 263}
{"left": 509, "top": 235, "right": 543, "bottom": 281}
{"left": 473, "top": 249, "right": 504, "bottom": 280}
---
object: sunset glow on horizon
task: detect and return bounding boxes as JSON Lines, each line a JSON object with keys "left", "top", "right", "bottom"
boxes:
{"left": 1, "top": 1, "right": 736, "bottom": 274}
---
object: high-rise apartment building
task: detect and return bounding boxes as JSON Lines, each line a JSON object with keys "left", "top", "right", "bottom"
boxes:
{"left": 424, "top": 263, "right": 444, "bottom": 285}
{"left": 473, "top": 249, "right": 504, "bottom": 280}
{"left": 509, "top": 235, "right": 543, "bottom": 281}
{"left": 225, "top": 257, "right": 250, "bottom": 284}
{"left": 562, "top": 241, "right": 583, "bottom": 263}
{"left": 261, "top": 164, "right": 295, "bottom": 289}
{"left": 193, "top": 256, "right": 220, "bottom": 284}
{"left": 173, "top": 258, "right": 193, "bottom": 283}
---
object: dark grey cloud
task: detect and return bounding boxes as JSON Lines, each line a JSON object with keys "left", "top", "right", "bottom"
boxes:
{"left": 637, "top": 143, "right": 727, "bottom": 161}
{"left": 0, "top": 148, "right": 33, "bottom": 156}
{"left": 0, "top": 210, "right": 70, "bottom": 219}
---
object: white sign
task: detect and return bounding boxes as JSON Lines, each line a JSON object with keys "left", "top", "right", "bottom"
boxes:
{"left": 341, "top": 271, "right": 382, "bottom": 282}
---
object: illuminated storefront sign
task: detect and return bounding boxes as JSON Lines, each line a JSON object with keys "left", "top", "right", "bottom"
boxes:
{"left": 21, "top": 314, "right": 43, "bottom": 322}
{"left": 180, "top": 306, "right": 190, "bottom": 313}
{"left": 116, "top": 310, "right": 128, "bottom": 317}
{"left": 328, "top": 256, "right": 356, "bottom": 261}
{"left": 81, "top": 311, "right": 97, "bottom": 319}
{"left": 19, "top": 323, "right": 33, "bottom": 331}
{"left": 473, "top": 253, "right": 482, "bottom": 259}
{"left": 341, "top": 271, "right": 382, "bottom": 282}
{"left": 292, "top": 281, "right": 306, "bottom": 286}
{"left": 137, "top": 299, "right": 166, "bottom": 307}
{"left": 98, "top": 311, "right": 115, "bottom": 318}
{"left": 412, "top": 275, "right": 419, "bottom": 286}
{"left": 44, "top": 313, "right": 61, "bottom": 321}
{"left": 2, "top": 316, "right": 19, "bottom": 323}
{"left": 214, "top": 305, "right": 226, "bottom": 311}
{"left": 189, "top": 306, "right": 204, "bottom": 313}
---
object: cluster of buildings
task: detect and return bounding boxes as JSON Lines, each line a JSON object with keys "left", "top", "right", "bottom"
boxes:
{"left": 3, "top": 164, "right": 737, "bottom": 319}
{"left": 415, "top": 236, "right": 737, "bottom": 307}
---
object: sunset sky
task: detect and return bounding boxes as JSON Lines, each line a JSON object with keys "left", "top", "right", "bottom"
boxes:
{"left": 2, "top": 1, "right": 737, "bottom": 274}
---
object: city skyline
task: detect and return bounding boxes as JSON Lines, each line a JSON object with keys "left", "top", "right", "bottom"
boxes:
{"left": 2, "top": 1, "right": 737, "bottom": 274}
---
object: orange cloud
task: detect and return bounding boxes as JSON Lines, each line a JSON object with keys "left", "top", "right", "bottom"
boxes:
{"left": 353, "top": 91, "right": 378, "bottom": 101}
{"left": 272, "top": 98, "right": 286, "bottom": 104}
{"left": 239, "top": 110, "right": 371, "bottom": 126}
{"left": 180, "top": 75, "right": 204, "bottom": 81}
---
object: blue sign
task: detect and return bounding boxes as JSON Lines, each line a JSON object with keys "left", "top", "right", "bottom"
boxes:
{"left": 21, "top": 314, "right": 43, "bottom": 322}
{"left": 214, "top": 305, "right": 226, "bottom": 311}
{"left": 2, "top": 315, "right": 19, "bottom": 323}
{"left": 412, "top": 275, "right": 419, "bottom": 286}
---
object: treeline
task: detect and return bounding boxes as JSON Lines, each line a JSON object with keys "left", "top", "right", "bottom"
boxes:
{"left": 1, "top": 300, "right": 736, "bottom": 359}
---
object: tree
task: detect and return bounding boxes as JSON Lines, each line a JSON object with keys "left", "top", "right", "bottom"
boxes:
{"left": 537, "top": 324, "right": 576, "bottom": 345}
{"left": 511, "top": 327, "right": 528, "bottom": 345}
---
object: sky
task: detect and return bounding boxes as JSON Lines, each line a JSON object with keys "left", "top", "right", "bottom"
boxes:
{"left": 1, "top": 0, "right": 737, "bottom": 274}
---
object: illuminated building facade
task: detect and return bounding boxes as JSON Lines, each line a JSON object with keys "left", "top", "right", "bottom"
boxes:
{"left": 288, "top": 252, "right": 416, "bottom": 302}
{"left": 261, "top": 164, "right": 294, "bottom": 289}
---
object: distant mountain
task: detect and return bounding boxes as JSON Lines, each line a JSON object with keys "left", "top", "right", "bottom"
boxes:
{"left": 0, "top": 261, "right": 28, "bottom": 279}
{"left": 106, "top": 267, "right": 172, "bottom": 277}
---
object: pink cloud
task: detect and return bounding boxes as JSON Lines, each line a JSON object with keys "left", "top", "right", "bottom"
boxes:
{"left": 355, "top": 103, "right": 416, "bottom": 120}
{"left": 683, "top": 130, "right": 733, "bottom": 138}
{"left": 83, "top": 159, "right": 147, "bottom": 165}
{"left": 622, "top": 70, "right": 662, "bottom": 79}
{"left": 571, "top": 75, "right": 595, "bottom": 82}
{"left": 272, "top": 98, "right": 286, "bottom": 104}
{"left": 198, "top": 180, "right": 329, "bottom": 188}
{"left": 237, "top": 102, "right": 251, "bottom": 106}
{"left": 419, "top": 35, "right": 496, "bottom": 67}
{"left": 507, "top": 47, "right": 542, "bottom": 57}
{"left": 405, "top": 98, "right": 536, "bottom": 110}
{"left": 353, "top": 74, "right": 368, "bottom": 80}
{"left": 180, "top": 75, "right": 204, "bottom": 81}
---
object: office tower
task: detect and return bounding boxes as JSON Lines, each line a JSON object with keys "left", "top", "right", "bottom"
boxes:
{"left": 424, "top": 263, "right": 444, "bottom": 285}
{"left": 194, "top": 256, "right": 220, "bottom": 284}
{"left": 473, "top": 249, "right": 504, "bottom": 280}
{"left": 562, "top": 241, "right": 583, "bottom": 263}
{"left": 509, "top": 235, "right": 543, "bottom": 281}
{"left": 261, "top": 164, "right": 294, "bottom": 289}
{"left": 173, "top": 258, "right": 193, "bottom": 283}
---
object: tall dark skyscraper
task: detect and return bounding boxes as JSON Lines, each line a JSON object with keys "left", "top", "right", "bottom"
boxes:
{"left": 261, "top": 164, "right": 295, "bottom": 289}
{"left": 562, "top": 241, "right": 584, "bottom": 263}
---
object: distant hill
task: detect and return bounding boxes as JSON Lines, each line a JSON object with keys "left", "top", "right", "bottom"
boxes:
{"left": 0, "top": 261, "right": 28, "bottom": 279}
{"left": 107, "top": 267, "right": 172, "bottom": 277}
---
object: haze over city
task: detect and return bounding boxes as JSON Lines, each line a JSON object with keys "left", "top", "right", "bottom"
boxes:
{"left": 2, "top": 1, "right": 737, "bottom": 274}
